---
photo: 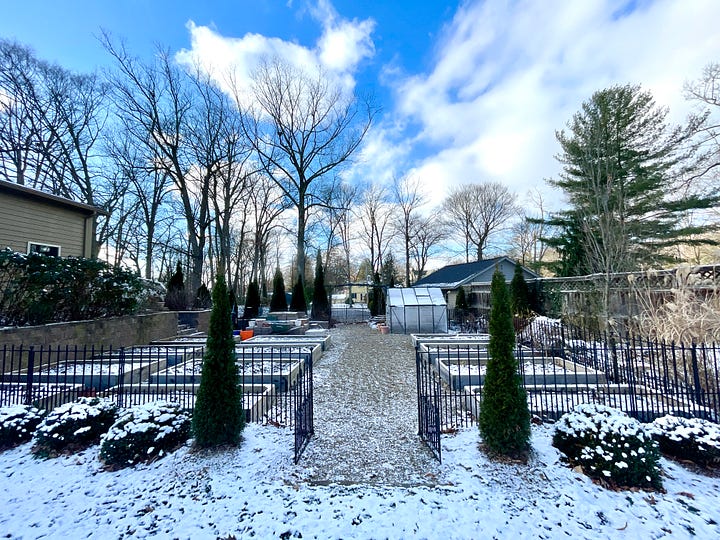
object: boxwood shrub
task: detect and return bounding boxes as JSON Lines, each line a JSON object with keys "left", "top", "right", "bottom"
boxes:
{"left": 0, "top": 405, "right": 44, "bottom": 450}
{"left": 648, "top": 415, "right": 720, "bottom": 468}
{"left": 33, "top": 397, "right": 117, "bottom": 457}
{"left": 553, "top": 403, "right": 662, "bottom": 490}
{"left": 100, "top": 401, "right": 191, "bottom": 469}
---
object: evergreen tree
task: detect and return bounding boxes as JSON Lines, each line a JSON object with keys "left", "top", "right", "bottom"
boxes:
{"left": 509, "top": 263, "right": 531, "bottom": 317}
{"left": 164, "top": 261, "right": 187, "bottom": 310}
{"left": 381, "top": 253, "right": 398, "bottom": 286}
{"left": 243, "top": 281, "right": 261, "bottom": 319}
{"left": 192, "top": 272, "right": 244, "bottom": 447}
{"left": 269, "top": 267, "right": 288, "bottom": 312}
{"left": 289, "top": 278, "right": 307, "bottom": 312}
{"left": 194, "top": 283, "right": 211, "bottom": 309}
{"left": 368, "top": 271, "right": 385, "bottom": 316}
{"left": 455, "top": 286, "right": 469, "bottom": 312}
{"left": 479, "top": 268, "right": 531, "bottom": 457}
{"left": 310, "top": 251, "right": 330, "bottom": 320}
{"left": 547, "top": 84, "right": 718, "bottom": 275}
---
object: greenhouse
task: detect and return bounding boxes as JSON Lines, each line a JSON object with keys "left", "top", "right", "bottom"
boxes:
{"left": 386, "top": 287, "right": 448, "bottom": 334}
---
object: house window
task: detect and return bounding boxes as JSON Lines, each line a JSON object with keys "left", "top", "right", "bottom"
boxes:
{"left": 27, "top": 242, "right": 61, "bottom": 257}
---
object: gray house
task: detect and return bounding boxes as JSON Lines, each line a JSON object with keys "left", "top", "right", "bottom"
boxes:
{"left": 413, "top": 256, "right": 539, "bottom": 312}
{"left": 0, "top": 180, "right": 105, "bottom": 258}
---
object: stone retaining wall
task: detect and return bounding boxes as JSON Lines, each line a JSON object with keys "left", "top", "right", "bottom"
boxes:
{"left": 0, "top": 311, "right": 179, "bottom": 348}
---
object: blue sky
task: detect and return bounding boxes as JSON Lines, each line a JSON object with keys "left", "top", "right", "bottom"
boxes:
{"left": 2, "top": 0, "right": 720, "bottom": 212}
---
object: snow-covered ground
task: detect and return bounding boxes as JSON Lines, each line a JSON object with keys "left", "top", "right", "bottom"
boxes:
{"left": 2, "top": 324, "right": 719, "bottom": 539}
{"left": 0, "top": 423, "right": 718, "bottom": 539}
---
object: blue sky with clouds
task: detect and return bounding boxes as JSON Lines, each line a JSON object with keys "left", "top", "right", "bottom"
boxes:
{"left": 2, "top": 0, "right": 720, "bottom": 212}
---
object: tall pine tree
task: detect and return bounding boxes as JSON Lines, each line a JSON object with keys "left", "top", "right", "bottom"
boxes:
{"left": 479, "top": 268, "right": 531, "bottom": 457}
{"left": 547, "top": 84, "right": 717, "bottom": 275}
{"left": 192, "top": 272, "right": 244, "bottom": 447}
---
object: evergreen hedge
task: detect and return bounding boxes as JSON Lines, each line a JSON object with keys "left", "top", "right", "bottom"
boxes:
{"left": 0, "top": 248, "right": 143, "bottom": 326}
{"left": 192, "top": 273, "right": 244, "bottom": 447}
{"left": 478, "top": 268, "right": 531, "bottom": 457}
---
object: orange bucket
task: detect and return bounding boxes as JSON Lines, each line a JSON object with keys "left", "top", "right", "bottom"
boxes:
{"left": 239, "top": 329, "right": 254, "bottom": 341}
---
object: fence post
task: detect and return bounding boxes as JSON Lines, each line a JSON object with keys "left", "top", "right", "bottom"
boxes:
{"left": 118, "top": 347, "right": 125, "bottom": 409}
{"left": 24, "top": 346, "right": 35, "bottom": 406}
{"left": 690, "top": 342, "right": 704, "bottom": 408}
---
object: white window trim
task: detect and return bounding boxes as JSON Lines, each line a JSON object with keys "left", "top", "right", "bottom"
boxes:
{"left": 27, "top": 242, "right": 62, "bottom": 256}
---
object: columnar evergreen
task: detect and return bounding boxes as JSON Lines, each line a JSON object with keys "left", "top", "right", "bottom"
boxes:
{"left": 192, "top": 272, "right": 244, "bottom": 447}
{"left": 509, "top": 263, "right": 531, "bottom": 317}
{"left": 479, "top": 268, "right": 531, "bottom": 457}
{"left": 243, "top": 280, "right": 261, "bottom": 319}
{"left": 455, "top": 286, "right": 469, "bottom": 312}
{"left": 269, "top": 267, "right": 288, "bottom": 312}
{"left": 289, "top": 278, "right": 307, "bottom": 312}
{"left": 310, "top": 251, "right": 330, "bottom": 320}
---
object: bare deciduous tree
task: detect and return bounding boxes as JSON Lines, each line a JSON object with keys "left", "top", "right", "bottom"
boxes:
{"left": 234, "top": 58, "right": 374, "bottom": 288}
{"left": 357, "top": 183, "right": 395, "bottom": 274}
{"left": 442, "top": 182, "right": 517, "bottom": 261}
{"left": 392, "top": 174, "right": 425, "bottom": 287}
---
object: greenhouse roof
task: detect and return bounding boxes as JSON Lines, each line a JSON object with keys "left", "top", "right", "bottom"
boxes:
{"left": 387, "top": 287, "right": 446, "bottom": 307}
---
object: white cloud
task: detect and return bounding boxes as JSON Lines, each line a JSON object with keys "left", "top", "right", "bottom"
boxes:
{"left": 382, "top": 0, "right": 720, "bottom": 210}
{"left": 175, "top": 1, "right": 375, "bottom": 102}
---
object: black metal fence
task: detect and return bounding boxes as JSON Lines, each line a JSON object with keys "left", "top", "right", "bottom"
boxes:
{"left": 292, "top": 352, "right": 314, "bottom": 464}
{"left": 0, "top": 342, "right": 315, "bottom": 429}
{"left": 415, "top": 321, "right": 720, "bottom": 435}
{"left": 416, "top": 348, "right": 442, "bottom": 462}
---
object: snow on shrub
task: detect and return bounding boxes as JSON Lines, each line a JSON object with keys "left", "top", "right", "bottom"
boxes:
{"left": 648, "top": 415, "right": 720, "bottom": 468}
{"left": 0, "top": 405, "right": 44, "bottom": 450}
{"left": 99, "top": 400, "right": 190, "bottom": 469}
{"left": 32, "top": 397, "right": 117, "bottom": 457}
{"left": 553, "top": 403, "right": 662, "bottom": 490}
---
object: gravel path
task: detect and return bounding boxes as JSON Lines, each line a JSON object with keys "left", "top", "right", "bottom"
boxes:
{"left": 298, "top": 324, "right": 440, "bottom": 486}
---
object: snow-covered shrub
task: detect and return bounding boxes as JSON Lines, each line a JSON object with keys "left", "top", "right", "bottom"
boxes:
{"left": 0, "top": 405, "right": 44, "bottom": 450}
{"left": 100, "top": 401, "right": 190, "bottom": 469}
{"left": 648, "top": 415, "right": 720, "bottom": 468}
{"left": 553, "top": 403, "right": 662, "bottom": 489}
{"left": 32, "top": 397, "right": 117, "bottom": 457}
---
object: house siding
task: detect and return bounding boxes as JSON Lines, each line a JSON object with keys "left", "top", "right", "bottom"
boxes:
{"left": 0, "top": 189, "right": 90, "bottom": 257}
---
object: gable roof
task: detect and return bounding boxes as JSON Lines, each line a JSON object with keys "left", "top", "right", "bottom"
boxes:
{"left": 413, "top": 257, "right": 539, "bottom": 289}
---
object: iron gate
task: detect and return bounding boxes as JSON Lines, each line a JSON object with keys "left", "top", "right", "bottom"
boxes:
{"left": 293, "top": 353, "right": 314, "bottom": 464}
{"left": 415, "top": 347, "right": 442, "bottom": 462}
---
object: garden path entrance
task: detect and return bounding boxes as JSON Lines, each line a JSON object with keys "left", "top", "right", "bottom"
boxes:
{"left": 298, "top": 324, "right": 440, "bottom": 485}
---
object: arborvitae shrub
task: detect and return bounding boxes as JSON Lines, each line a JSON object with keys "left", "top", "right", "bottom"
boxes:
{"left": 0, "top": 405, "right": 44, "bottom": 450}
{"left": 270, "top": 267, "right": 288, "bottom": 312}
{"left": 478, "top": 268, "right": 531, "bottom": 457}
{"left": 33, "top": 397, "right": 117, "bottom": 457}
{"left": 310, "top": 251, "right": 329, "bottom": 320}
{"left": 193, "top": 273, "right": 244, "bottom": 447}
{"left": 510, "top": 262, "right": 531, "bottom": 317}
{"left": 290, "top": 278, "right": 307, "bottom": 312}
{"left": 100, "top": 401, "right": 191, "bottom": 469}
{"left": 195, "top": 283, "right": 212, "bottom": 309}
{"left": 455, "top": 286, "right": 469, "bottom": 312}
{"left": 243, "top": 280, "right": 261, "bottom": 319}
{"left": 553, "top": 403, "right": 663, "bottom": 490}
{"left": 648, "top": 415, "right": 720, "bottom": 468}
{"left": 165, "top": 262, "right": 188, "bottom": 310}
{"left": 368, "top": 272, "right": 384, "bottom": 316}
